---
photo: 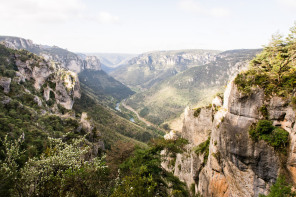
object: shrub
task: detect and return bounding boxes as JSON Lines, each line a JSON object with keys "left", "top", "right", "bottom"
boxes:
{"left": 249, "top": 120, "right": 289, "bottom": 152}
{"left": 259, "top": 175, "right": 296, "bottom": 197}
{"left": 259, "top": 105, "right": 269, "bottom": 119}
{"left": 49, "top": 91, "right": 55, "bottom": 99}
{"left": 0, "top": 136, "right": 110, "bottom": 197}
{"left": 194, "top": 137, "right": 210, "bottom": 164}
{"left": 117, "top": 137, "right": 189, "bottom": 197}
{"left": 292, "top": 97, "right": 296, "bottom": 108}
{"left": 139, "top": 107, "right": 149, "bottom": 117}
{"left": 194, "top": 108, "right": 201, "bottom": 117}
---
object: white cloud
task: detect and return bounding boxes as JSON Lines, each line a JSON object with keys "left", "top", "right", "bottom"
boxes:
{"left": 0, "top": 0, "right": 83, "bottom": 23}
{"left": 276, "top": 0, "right": 296, "bottom": 10}
{"left": 277, "top": 0, "right": 296, "bottom": 7}
{"left": 87, "top": 12, "right": 120, "bottom": 24}
{"left": 0, "top": 0, "right": 119, "bottom": 24}
{"left": 178, "top": 0, "right": 230, "bottom": 17}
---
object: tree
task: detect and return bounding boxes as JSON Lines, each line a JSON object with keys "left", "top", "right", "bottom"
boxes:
{"left": 113, "top": 138, "right": 190, "bottom": 197}
{"left": 106, "top": 140, "right": 135, "bottom": 177}
{"left": 235, "top": 24, "right": 296, "bottom": 97}
{"left": 0, "top": 135, "right": 24, "bottom": 196}
{"left": 259, "top": 175, "right": 296, "bottom": 197}
{"left": 0, "top": 136, "right": 111, "bottom": 197}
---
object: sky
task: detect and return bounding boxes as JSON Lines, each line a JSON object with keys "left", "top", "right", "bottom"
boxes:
{"left": 0, "top": 0, "right": 296, "bottom": 54}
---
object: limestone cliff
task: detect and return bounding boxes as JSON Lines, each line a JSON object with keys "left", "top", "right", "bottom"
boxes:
{"left": 166, "top": 80, "right": 296, "bottom": 197}
{"left": 13, "top": 52, "right": 80, "bottom": 109}
{"left": 128, "top": 50, "right": 220, "bottom": 70}
{"left": 0, "top": 36, "right": 101, "bottom": 73}
{"left": 0, "top": 43, "right": 104, "bottom": 157}
{"left": 111, "top": 49, "right": 220, "bottom": 89}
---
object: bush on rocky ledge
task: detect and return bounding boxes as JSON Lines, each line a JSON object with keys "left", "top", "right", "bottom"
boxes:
{"left": 249, "top": 120, "right": 289, "bottom": 153}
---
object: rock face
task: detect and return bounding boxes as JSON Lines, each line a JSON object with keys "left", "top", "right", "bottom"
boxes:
{"left": 13, "top": 51, "right": 80, "bottom": 109}
{"left": 80, "top": 112, "right": 105, "bottom": 159}
{"left": 0, "top": 36, "right": 101, "bottom": 73}
{"left": 167, "top": 81, "right": 296, "bottom": 197}
{"left": 0, "top": 77, "right": 11, "bottom": 93}
{"left": 84, "top": 56, "right": 102, "bottom": 70}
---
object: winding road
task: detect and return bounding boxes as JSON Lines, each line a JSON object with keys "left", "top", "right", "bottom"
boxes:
{"left": 121, "top": 102, "right": 154, "bottom": 127}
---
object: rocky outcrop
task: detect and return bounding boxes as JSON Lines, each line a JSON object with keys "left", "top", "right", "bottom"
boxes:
{"left": 80, "top": 112, "right": 105, "bottom": 159}
{"left": 83, "top": 56, "right": 102, "bottom": 70}
{"left": 1, "top": 37, "right": 34, "bottom": 50}
{"left": 0, "top": 77, "right": 11, "bottom": 93}
{"left": 13, "top": 51, "right": 80, "bottom": 109}
{"left": 167, "top": 80, "right": 296, "bottom": 196}
{"left": 0, "top": 36, "right": 101, "bottom": 73}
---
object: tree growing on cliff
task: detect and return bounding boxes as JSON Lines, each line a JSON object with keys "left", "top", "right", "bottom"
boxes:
{"left": 235, "top": 24, "right": 296, "bottom": 97}
{"left": 259, "top": 175, "right": 296, "bottom": 197}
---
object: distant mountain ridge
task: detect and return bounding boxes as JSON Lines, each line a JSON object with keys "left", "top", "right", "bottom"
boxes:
{"left": 89, "top": 53, "right": 137, "bottom": 67}
{"left": 110, "top": 49, "right": 221, "bottom": 90}
{"left": 88, "top": 53, "right": 137, "bottom": 73}
{"left": 0, "top": 36, "right": 101, "bottom": 73}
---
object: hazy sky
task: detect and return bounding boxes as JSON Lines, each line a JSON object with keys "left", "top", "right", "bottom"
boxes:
{"left": 1, "top": 0, "right": 295, "bottom": 53}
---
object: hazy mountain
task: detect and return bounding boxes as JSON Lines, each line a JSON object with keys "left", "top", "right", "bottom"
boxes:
{"left": 88, "top": 53, "right": 137, "bottom": 73}
{"left": 110, "top": 49, "right": 220, "bottom": 91}
{"left": 0, "top": 36, "right": 101, "bottom": 73}
{"left": 126, "top": 49, "right": 261, "bottom": 125}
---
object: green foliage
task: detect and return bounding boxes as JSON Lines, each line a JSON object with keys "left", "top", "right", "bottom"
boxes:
{"left": 0, "top": 92, "right": 83, "bottom": 158}
{"left": 194, "top": 137, "right": 210, "bottom": 164}
{"left": 73, "top": 92, "right": 161, "bottom": 147}
{"left": 259, "top": 105, "right": 269, "bottom": 119}
{"left": 162, "top": 123, "right": 170, "bottom": 131}
{"left": 0, "top": 136, "right": 111, "bottom": 197}
{"left": 139, "top": 107, "right": 149, "bottom": 117}
{"left": 235, "top": 25, "right": 296, "bottom": 97}
{"left": 48, "top": 81, "right": 56, "bottom": 90}
{"left": 116, "top": 138, "right": 189, "bottom": 197}
{"left": 259, "top": 175, "right": 296, "bottom": 197}
{"left": 49, "top": 90, "right": 55, "bottom": 99}
{"left": 292, "top": 97, "right": 296, "bottom": 109}
{"left": 194, "top": 108, "right": 202, "bottom": 118}
{"left": 190, "top": 183, "right": 196, "bottom": 196}
{"left": 111, "top": 171, "right": 157, "bottom": 197}
{"left": 212, "top": 151, "right": 221, "bottom": 163}
{"left": 0, "top": 135, "right": 24, "bottom": 196}
{"left": 249, "top": 120, "right": 289, "bottom": 152}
